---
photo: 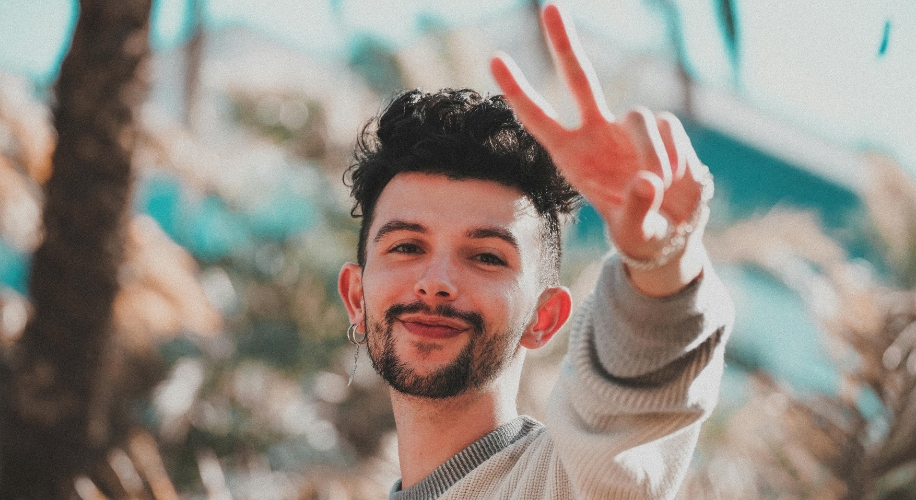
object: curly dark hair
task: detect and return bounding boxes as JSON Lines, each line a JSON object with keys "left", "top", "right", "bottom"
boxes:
{"left": 345, "top": 88, "right": 580, "bottom": 286}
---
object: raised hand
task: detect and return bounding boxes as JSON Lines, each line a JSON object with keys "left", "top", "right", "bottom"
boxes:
{"left": 491, "top": 4, "right": 710, "bottom": 288}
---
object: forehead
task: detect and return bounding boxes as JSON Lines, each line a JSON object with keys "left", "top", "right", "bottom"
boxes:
{"left": 369, "top": 172, "right": 541, "bottom": 242}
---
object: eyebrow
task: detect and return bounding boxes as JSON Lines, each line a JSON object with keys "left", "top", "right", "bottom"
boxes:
{"left": 466, "top": 226, "right": 519, "bottom": 250}
{"left": 373, "top": 220, "right": 427, "bottom": 242}
{"left": 372, "top": 220, "right": 519, "bottom": 251}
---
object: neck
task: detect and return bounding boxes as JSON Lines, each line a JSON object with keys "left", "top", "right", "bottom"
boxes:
{"left": 392, "top": 360, "right": 523, "bottom": 489}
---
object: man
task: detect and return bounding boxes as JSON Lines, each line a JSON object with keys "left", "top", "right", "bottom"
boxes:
{"left": 338, "top": 5, "right": 733, "bottom": 499}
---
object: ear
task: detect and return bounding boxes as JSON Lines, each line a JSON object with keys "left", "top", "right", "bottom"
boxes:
{"left": 519, "top": 286, "right": 572, "bottom": 349}
{"left": 338, "top": 262, "right": 366, "bottom": 332}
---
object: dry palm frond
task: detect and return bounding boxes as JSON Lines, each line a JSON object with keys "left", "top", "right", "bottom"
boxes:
{"left": 112, "top": 215, "right": 223, "bottom": 351}
{"left": 0, "top": 72, "right": 55, "bottom": 184}
{"left": 861, "top": 153, "right": 916, "bottom": 286}
{"left": 0, "top": 73, "right": 48, "bottom": 253}
{"left": 0, "top": 158, "right": 42, "bottom": 253}
{"left": 128, "top": 431, "right": 180, "bottom": 500}
{"left": 75, "top": 429, "right": 180, "bottom": 500}
{"left": 692, "top": 183, "right": 916, "bottom": 498}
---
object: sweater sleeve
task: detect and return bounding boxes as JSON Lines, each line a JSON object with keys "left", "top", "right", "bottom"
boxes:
{"left": 544, "top": 251, "right": 734, "bottom": 500}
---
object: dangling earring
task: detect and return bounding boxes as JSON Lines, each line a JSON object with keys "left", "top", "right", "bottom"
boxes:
{"left": 347, "top": 323, "right": 368, "bottom": 386}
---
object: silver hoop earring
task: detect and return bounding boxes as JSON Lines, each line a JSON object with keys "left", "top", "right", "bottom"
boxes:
{"left": 347, "top": 323, "right": 368, "bottom": 345}
{"left": 346, "top": 324, "right": 367, "bottom": 386}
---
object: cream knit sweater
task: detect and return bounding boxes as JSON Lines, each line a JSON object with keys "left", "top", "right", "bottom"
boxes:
{"left": 390, "top": 255, "right": 734, "bottom": 499}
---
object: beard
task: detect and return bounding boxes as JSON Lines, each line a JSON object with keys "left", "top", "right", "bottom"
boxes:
{"left": 365, "top": 300, "right": 521, "bottom": 399}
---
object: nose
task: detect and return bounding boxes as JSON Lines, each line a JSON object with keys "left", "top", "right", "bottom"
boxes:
{"left": 414, "top": 255, "right": 457, "bottom": 299}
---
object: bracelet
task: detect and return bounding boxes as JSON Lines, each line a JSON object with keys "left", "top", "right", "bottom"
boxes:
{"left": 617, "top": 167, "right": 714, "bottom": 271}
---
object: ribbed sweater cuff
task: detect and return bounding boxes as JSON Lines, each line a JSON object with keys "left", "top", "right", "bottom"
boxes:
{"left": 591, "top": 251, "right": 725, "bottom": 378}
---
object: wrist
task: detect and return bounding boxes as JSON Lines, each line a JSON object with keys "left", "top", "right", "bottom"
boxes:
{"left": 623, "top": 234, "right": 705, "bottom": 297}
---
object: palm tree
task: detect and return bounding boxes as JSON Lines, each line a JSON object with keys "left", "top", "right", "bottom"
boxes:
{"left": 0, "top": 0, "right": 152, "bottom": 497}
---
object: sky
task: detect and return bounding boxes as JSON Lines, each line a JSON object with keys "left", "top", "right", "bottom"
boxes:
{"left": 0, "top": 0, "right": 913, "bottom": 179}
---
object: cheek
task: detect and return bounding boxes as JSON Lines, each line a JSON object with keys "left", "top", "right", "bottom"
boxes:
{"left": 505, "top": 277, "right": 543, "bottom": 327}
{"left": 477, "top": 284, "right": 532, "bottom": 330}
{"left": 359, "top": 279, "right": 396, "bottom": 330}
{"left": 362, "top": 264, "right": 411, "bottom": 302}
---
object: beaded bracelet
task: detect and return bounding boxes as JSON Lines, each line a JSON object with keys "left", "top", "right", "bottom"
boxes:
{"left": 617, "top": 167, "right": 715, "bottom": 271}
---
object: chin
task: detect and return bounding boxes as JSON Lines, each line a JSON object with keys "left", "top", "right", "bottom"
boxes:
{"left": 400, "top": 334, "right": 466, "bottom": 359}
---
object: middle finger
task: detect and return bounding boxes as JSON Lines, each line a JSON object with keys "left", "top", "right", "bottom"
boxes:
{"left": 542, "top": 4, "right": 612, "bottom": 125}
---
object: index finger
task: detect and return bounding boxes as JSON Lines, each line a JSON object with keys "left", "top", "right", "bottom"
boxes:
{"left": 491, "top": 53, "right": 566, "bottom": 148}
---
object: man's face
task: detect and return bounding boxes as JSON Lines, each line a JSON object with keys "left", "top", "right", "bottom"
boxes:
{"left": 354, "top": 172, "right": 546, "bottom": 399}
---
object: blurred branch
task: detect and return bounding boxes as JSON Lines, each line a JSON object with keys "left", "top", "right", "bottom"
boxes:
{"left": 716, "top": 0, "right": 740, "bottom": 85}
{"left": 183, "top": 0, "right": 205, "bottom": 128}
{"left": 649, "top": 0, "right": 694, "bottom": 116}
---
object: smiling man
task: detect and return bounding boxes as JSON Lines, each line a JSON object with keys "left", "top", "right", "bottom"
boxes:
{"left": 337, "top": 5, "right": 733, "bottom": 499}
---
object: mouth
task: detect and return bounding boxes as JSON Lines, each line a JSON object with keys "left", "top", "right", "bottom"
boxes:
{"left": 398, "top": 315, "right": 469, "bottom": 339}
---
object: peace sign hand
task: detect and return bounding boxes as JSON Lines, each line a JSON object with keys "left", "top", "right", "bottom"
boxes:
{"left": 490, "top": 4, "right": 710, "bottom": 295}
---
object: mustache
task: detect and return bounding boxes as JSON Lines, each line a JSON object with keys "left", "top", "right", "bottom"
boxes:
{"left": 384, "top": 300, "right": 485, "bottom": 333}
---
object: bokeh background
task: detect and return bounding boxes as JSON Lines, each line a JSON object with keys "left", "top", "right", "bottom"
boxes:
{"left": 1, "top": 0, "right": 915, "bottom": 498}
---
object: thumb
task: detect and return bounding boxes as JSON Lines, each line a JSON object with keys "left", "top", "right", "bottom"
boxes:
{"left": 623, "top": 172, "right": 667, "bottom": 241}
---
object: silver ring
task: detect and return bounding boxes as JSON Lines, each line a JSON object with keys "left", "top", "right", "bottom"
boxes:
{"left": 347, "top": 323, "right": 367, "bottom": 345}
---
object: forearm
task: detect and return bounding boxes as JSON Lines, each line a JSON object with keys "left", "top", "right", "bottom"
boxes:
{"left": 590, "top": 250, "right": 730, "bottom": 380}
{"left": 545, "top": 254, "right": 733, "bottom": 498}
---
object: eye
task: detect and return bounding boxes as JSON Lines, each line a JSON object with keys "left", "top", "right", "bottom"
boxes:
{"left": 475, "top": 252, "right": 507, "bottom": 267}
{"left": 390, "top": 243, "right": 422, "bottom": 255}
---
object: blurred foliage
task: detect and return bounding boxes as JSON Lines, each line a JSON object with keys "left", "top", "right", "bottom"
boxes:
{"left": 348, "top": 36, "right": 405, "bottom": 96}
{"left": 683, "top": 158, "right": 916, "bottom": 499}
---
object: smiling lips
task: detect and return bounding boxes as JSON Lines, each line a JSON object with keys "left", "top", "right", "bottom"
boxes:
{"left": 399, "top": 316, "right": 469, "bottom": 339}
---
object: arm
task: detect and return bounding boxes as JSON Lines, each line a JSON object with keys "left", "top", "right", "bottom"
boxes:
{"left": 545, "top": 251, "right": 732, "bottom": 498}
{"left": 491, "top": 4, "right": 734, "bottom": 497}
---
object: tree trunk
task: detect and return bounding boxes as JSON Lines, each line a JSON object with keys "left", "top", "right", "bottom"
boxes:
{"left": 0, "top": 0, "right": 152, "bottom": 497}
